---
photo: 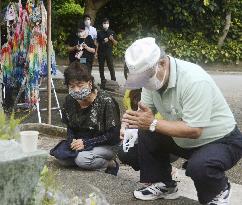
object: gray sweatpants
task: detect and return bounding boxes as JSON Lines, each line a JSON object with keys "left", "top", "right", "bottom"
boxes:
{"left": 58, "top": 146, "right": 114, "bottom": 170}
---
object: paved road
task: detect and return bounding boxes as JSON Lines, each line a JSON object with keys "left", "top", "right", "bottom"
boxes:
{"left": 210, "top": 73, "right": 242, "bottom": 130}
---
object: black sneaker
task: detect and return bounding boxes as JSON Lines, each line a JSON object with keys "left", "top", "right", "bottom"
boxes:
{"left": 105, "top": 160, "right": 119, "bottom": 176}
{"left": 134, "top": 181, "right": 179, "bottom": 201}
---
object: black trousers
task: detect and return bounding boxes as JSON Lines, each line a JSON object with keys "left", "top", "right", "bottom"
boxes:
{"left": 98, "top": 49, "right": 116, "bottom": 84}
{"left": 85, "top": 62, "right": 93, "bottom": 74}
{"left": 117, "top": 126, "right": 242, "bottom": 204}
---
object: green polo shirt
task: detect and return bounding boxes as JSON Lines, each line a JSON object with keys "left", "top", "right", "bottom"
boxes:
{"left": 141, "top": 56, "right": 236, "bottom": 148}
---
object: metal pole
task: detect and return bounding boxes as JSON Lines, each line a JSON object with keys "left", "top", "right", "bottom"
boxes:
{"left": 47, "top": 0, "right": 52, "bottom": 124}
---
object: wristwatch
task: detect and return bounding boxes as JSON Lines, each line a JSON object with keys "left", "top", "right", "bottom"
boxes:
{"left": 149, "top": 119, "right": 158, "bottom": 132}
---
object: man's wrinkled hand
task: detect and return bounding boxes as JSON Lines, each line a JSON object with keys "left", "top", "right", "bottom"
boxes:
{"left": 122, "top": 102, "right": 154, "bottom": 130}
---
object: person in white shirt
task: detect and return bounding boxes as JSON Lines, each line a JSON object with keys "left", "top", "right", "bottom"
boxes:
{"left": 83, "top": 14, "right": 97, "bottom": 42}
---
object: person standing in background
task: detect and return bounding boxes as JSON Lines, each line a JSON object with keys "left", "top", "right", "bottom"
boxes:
{"left": 83, "top": 14, "right": 97, "bottom": 43}
{"left": 67, "top": 23, "right": 95, "bottom": 72}
{"left": 96, "top": 18, "right": 118, "bottom": 89}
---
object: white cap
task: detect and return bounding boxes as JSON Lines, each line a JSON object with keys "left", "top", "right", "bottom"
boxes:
{"left": 124, "top": 37, "right": 161, "bottom": 89}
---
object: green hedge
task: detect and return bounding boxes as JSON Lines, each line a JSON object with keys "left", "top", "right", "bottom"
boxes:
{"left": 52, "top": 1, "right": 84, "bottom": 58}
{"left": 51, "top": 0, "right": 241, "bottom": 64}
{"left": 112, "top": 29, "right": 241, "bottom": 64}
{"left": 55, "top": 30, "right": 241, "bottom": 64}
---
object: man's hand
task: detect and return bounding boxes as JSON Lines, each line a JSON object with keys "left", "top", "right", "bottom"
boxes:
{"left": 104, "top": 38, "right": 109, "bottom": 43}
{"left": 71, "top": 139, "right": 84, "bottom": 151}
{"left": 122, "top": 102, "right": 154, "bottom": 130}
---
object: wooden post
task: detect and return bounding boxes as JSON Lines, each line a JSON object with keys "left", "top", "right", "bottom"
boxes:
{"left": 0, "top": 0, "right": 2, "bottom": 49}
{"left": 0, "top": 0, "right": 3, "bottom": 111}
{"left": 47, "top": 0, "right": 52, "bottom": 124}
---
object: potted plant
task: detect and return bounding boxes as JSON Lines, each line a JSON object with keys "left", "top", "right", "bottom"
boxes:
{"left": 0, "top": 111, "right": 39, "bottom": 152}
{"left": 0, "top": 111, "right": 24, "bottom": 160}
{"left": 0, "top": 111, "right": 21, "bottom": 141}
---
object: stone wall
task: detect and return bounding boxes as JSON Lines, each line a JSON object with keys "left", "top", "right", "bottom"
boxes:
{"left": 0, "top": 141, "right": 47, "bottom": 205}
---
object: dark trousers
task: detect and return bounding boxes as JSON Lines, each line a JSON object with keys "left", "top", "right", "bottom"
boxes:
{"left": 85, "top": 62, "right": 93, "bottom": 74}
{"left": 98, "top": 50, "right": 116, "bottom": 84}
{"left": 118, "top": 145, "right": 140, "bottom": 171}
{"left": 117, "top": 126, "right": 242, "bottom": 204}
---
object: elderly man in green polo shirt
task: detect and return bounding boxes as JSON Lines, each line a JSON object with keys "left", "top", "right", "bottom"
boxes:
{"left": 121, "top": 37, "right": 242, "bottom": 205}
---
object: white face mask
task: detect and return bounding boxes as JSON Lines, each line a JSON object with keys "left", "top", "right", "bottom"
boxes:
{"left": 144, "top": 65, "right": 167, "bottom": 91}
{"left": 103, "top": 23, "right": 109, "bottom": 30}
{"left": 84, "top": 19, "right": 91, "bottom": 27}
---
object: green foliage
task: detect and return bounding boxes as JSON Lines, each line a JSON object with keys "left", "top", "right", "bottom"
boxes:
{"left": 40, "top": 166, "right": 57, "bottom": 191}
{"left": 204, "top": 0, "right": 210, "bottom": 6}
{"left": 32, "top": 165, "right": 106, "bottom": 205}
{"left": 97, "top": 0, "right": 241, "bottom": 41}
{"left": 112, "top": 34, "right": 133, "bottom": 59}
{"left": 97, "top": 0, "right": 241, "bottom": 64}
{"left": 40, "top": 166, "right": 57, "bottom": 205}
{"left": 30, "top": 166, "right": 57, "bottom": 205}
{"left": 159, "top": 29, "right": 241, "bottom": 64}
{"left": 113, "top": 28, "right": 241, "bottom": 64}
{"left": 0, "top": 112, "right": 21, "bottom": 140}
{"left": 52, "top": 0, "right": 84, "bottom": 57}
{"left": 1, "top": 0, "right": 241, "bottom": 63}
{"left": 52, "top": 30, "right": 69, "bottom": 58}
{"left": 55, "top": 1, "right": 84, "bottom": 16}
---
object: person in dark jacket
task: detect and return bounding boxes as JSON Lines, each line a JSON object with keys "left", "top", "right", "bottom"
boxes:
{"left": 96, "top": 18, "right": 117, "bottom": 88}
{"left": 50, "top": 62, "right": 120, "bottom": 175}
{"left": 68, "top": 23, "right": 95, "bottom": 72}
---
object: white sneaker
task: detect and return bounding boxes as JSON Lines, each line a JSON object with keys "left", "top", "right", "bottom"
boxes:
{"left": 207, "top": 183, "right": 231, "bottom": 205}
{"left": 133, "top": 181, "right": 179, "bottom": 201}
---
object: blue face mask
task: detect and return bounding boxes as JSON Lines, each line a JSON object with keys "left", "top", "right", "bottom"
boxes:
{"left": 69, "top": 87, "right": 92, "bottom": 101}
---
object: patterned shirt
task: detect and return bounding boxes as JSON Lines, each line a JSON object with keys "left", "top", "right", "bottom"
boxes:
{"left": 62, "top": 90, "right": 121, "bottom": 148}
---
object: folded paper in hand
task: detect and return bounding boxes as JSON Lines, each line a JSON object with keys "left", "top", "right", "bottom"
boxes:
{"left": 123, "top": 129, "right": 138, "bottom": 152}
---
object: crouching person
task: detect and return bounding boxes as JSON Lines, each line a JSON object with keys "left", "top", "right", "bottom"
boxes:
{"left": 119, "top": 37, "right": 242, "bottom": 204}
{"left": 50, "top": 62, "right": 120, "bottom": 175}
